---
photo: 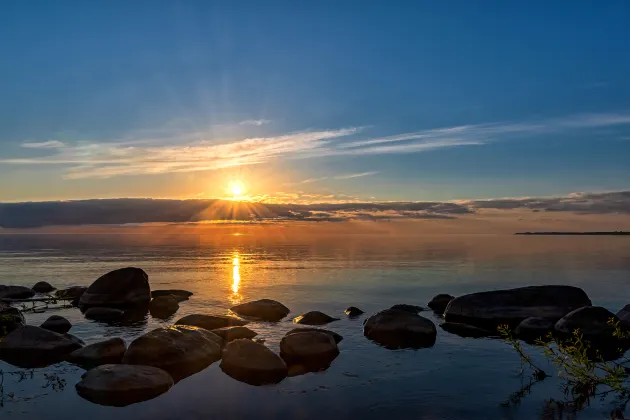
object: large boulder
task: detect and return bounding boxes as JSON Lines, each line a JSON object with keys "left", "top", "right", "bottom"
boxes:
{"left": 364, "top": 308, "right": 437, "bottom": 349}
{"left": 67, "top": 338, "right": 126, "bottom": 368}
{"left": 211, "top": 326, "right": 257, "bottom": 343}
{"left": 345, "top": 306, "right": 364, "bottom": 317}
{"left": 554, "top": 306, "right": 618, "bottom": 339}
{"left": 444, "top": 285, "right": 592, "bottom": 329}
{"left": 41, "top": 315, "right": 72, "bottom": 334}
{"left": 0, "top": 325, "right": 82, "bottom": 368}
{"left": 440, "top": 322, "right": 497, "bottom": 338}
{"left": 0, "top": 303, "right": 25, "bottom": 335}
{"left": 286, "top": 327, "right": 343, "bottom": 344}
{"left": 390, "top": 304, "right": 425, "bottom": 314}
{"left": 85, "top": 307, "right": 124, "bottom": 321}
{"left": 280, "top": 331, "right": 339, "bottom": 369}
{"left": 293, "top": 311, "right": 339, "bottom": 325}
{"left": 151, "top": 290, "right": 193, "bottom": 302}
{"left": 428, "top": 294, "right": 455, "bottom": 314}
{"left": 76, "top": 364, "right": 173, "bottom": 407}
{"left": 122, "top": 325, "right": 222, "bottom": 381}
{"left": 149, "top": 296, "right": 179, "bottom": 319}
{"left": 220, "top": 339, "right": 288, "bottom": 385}
{"left": 230, "top": 299, "right": 290, "bottom": 321}
{"left": 175, "top": 314, "right": 248, "bottom": 331}
{"left": 79, "top": 267, "right": 150, "bottom": 309}
{"left": 514, "top": 317, "right": 555, "bottom": 342}
{"left": 0, "top": 285, "right": 35, "bottom": 300}
{"left": 32, "top": 281, "right": 55, "bottom": 293}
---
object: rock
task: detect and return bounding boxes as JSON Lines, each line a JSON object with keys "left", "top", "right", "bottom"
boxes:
{"left": 0, "top": 285, "right": 35, "bottom": 299}
{"left": 0, "top": 303, "right": 25, "bottom": 335}
{"left": 280, "top": 331, "right": 340, "bottom": 372}
{"left": 175, "top": 314, "right": 248, "bottom": 331}
{"left": 617, "top": 304, "right": 630, "bottom": 327}
{"left": 515, "top": 317, "right": 555, "bottom": 342}
{"left": 364, "top": 308, "right": 437, "bottom": 349}
{"left": 65, "top": 333, "right": 86, "bottom": 346}
{"left": 286, "top": 327, "right": 343, "bottom": 344}
{"left": 122, "top": 325, "right": 222, "bottom": 381}
{"left": 390, "top": 304, "right": 425, "bottom": 313}
{"left": 440, "top": 322, "right": 498, "bottom": 338}
{"left": 55, "top": 286, "right": 88, "bottom": 306}
{"left": 554, "top": 306, "right": 618, "bottom": 339}
{"left": 220, "top": 339, "right": 288, "bottom": 385}
{"left": 230, "top": 299, "right": 290, "bottom": 321}
{"left": 149, "top": 296, "right": 179, "bottom": 319}
{"left": 211, "top": 326, "right": 257, "bottom": 343}
{"left": 76, "top": 364, "right": 173, "bottom": 407}
{"left": 32, "top": 281, "right": 55, "bottom": 293}
{"left": 0, "top": 325, "right": 82, "bottom": 368}
{"left": 293, "top": 311, "right": 340, "bottom": 325}
{"left": 85, "top": 307, "right": 124, "bottom": 321}
{"left": 67, "top": 338, "right": 126, "bottom": 368}
{"left": 444, "top": 285, "right": 592, "bottom": 329}
{"left": 79, "top": 267, "right": 151, "bottom": 309}
{"left": 345, "top": 306, "right": 364, "bottom": 317}
{"left": 151, "top": 289, "right": 193, "bottom": 302}
{"left": 428, "top": 294, "right": 455, "bottom": 314}
{"left": 40, "top": 315, "right": 72, "bottom": 334}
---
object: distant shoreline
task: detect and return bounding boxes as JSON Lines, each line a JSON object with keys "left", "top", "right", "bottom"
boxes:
{"left": 515, "top": 231, "right": 630, "bottom": 236}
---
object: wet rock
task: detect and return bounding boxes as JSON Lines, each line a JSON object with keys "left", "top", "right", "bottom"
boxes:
{"left": 55, "top": 286, "right": 88, "bottom": 306}
{"left": 428, "top": 294, "right": 455, "bottom": 314}
{"left": 122, "top": 325, "right": 222, "bottom": 381}
{"left": 364, "top": 308, "right": 437, "bottom": 349}
{"left": 76, "top": 364, "right": 173, "bottom": 407}
{"left": 444, "top": 285, "right": 592, "bottom": 329}
{"left": 286, "top": 327, "right": 343, "bottom": 344}
{"left": 280, "top": 331, "right": 339, "bottom": 374}
{"left": 149, "top": 296, "right": 179, "bottom": 319}
{"left": 616, "top": 304, "right": 630, "bottom": 327}
{"left": 230, "top": 299, "right": 290, "bottom": 322}
{"left": 555, "top": 306, "right": 618, "bottom": 339}
{"left": 175, "top": 314, "right": 248, "bottom": 331}
{"left": 0, "top": 285, "right": 35, "bottom": 300}
{"left": 151, "top": 289, "right": 193, "bottom": 302}
{"left": 67, "top": 338, "right": 126, "bottom": 368}
{"left": 514, "top": 317, "right": 555, "bottom": 342}
{"left": 220, "top": 339, "right": 288, "bottom": 385}
{"left": 293, "top": 311, "right": 339, "bottom": 325}
{"left": 345, "top": 306, "right": 364, "bottom": 317}
{"left": 390, "top": 304, "right": 425, "bottom": 313}
{"left": 85, "top": 307, "right": 124, "bottom": 321}
{"left": 32, "top": 281, "right": 55, "bottom": 293}
{"left": 0, "top": 325, "right": 82, "bottom": 368}
{"left": 79, "top": 267, "right": 151, "bottom": 309}
{"left": 0, "top": 303, "right": 25, "bottom": 335}
{"left": 440, "top": 322, "right": 498, "bottom": 338}
{"left": 211, "top": 326, "right": 258, "bottom": 343}
{"left": 40, "top": 315, "right": 72, "bottom": 334}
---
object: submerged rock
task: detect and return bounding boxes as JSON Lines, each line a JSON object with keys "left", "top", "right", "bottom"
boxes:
{"left": 0, "top": 303, "right": 25, "bottom": 335}
{"left": 151, "top": 289, "right": 193, "bottom": 302}
{"left": 444, "top": 285, "right": 592, "bottom": 329}
{"left": 345, "top": 306, "right": 364, "bottom": 317}
{"left": 220, "top": 339, "right": 288, "bottom": 385}
{"left": 67, "top": 338, "right": 126, "bottom": 368}
{"left": 76, "top": 364, "right": 173, "bottom": 407}
{"left": 211, "top": 326, "right": 258, "bottom": 343}
{"left": 293, "top": 311, "right": 339, "bottom": 325}
{"left": 364, "top": 308, "right": 437, "bottom": 349}
{"left": 85, "top": 307, "right": 124, "bottom": 321}
{"left": 123, "top": 325, "right": 222, "bottom": 381}
{"left": 280, "top": 330, "right": 340, "bottom": 369}
{"left": 230, "top": 299, "right": 290, "bottom": 321}
{"left": 175, "top": 314, "right": 248, "bottom": 331}
{"left": 286, "top": 327, "right": 343, "bottom": 344}
{"left": 149, "top": 296, "right": 179, "bottom": 319}
{"left": 0, "top": 325, "right": 82, "bottom": 368}
{"left": 41, "top": 315, "right": 72, "bottom": 334}
{"left": 79, "top": 267, "right": 151, "bottom": 309}
{"left": 390, "top": 304, "right": 425, "bottom": 313}
{"left": 440, "top": 322, "right": 497, "bottom": 338}
{"left": 514, "top": 317, "right": 555, "bottom": 342}
{"left": 0, "top": 285, "right": 35, "bottom": 300}
{"left": 32, "top": 281, "right": 55, "bottom": 293}
{"left": 55, "top": 286, "right": 87, "bottom": 306}
{"left": 428, "top": 294, "right": 455, "bottom": 314}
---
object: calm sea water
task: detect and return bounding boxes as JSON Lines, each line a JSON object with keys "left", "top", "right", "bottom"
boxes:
{"left": 1, "top": 228, "right": 630, "bottom": 420}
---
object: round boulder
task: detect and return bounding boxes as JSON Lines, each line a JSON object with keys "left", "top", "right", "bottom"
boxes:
{"left": 293, "top": 311, "right": 339, "bottom": 325}
{"left": 286, "top": 327, "right": 343, "bottom": 344}
{"left": 345, "top": 306, "right": 364, "bottom": 317}
{"left": 440, "top": 322, "right": 497, "bottom": 338}
{"left": 32, "top": 281, "right": 55, "bottom": 293}
{"left": 554, "top": 306, "right": 618, "bottom": 339}
{"left": 85, "top": 307, "right": 124, "bottom": 321}
{"left": 149, "top": 296, "right": 179, "bottom": 319}
{"left": 230, "top": 299, "right": 290, "bottom": 321}
{"left": 220, "top": 339, "right": 288, "bottom": 385}
{"left": 41, "top": 315, "right": 72, "bottom": 334}
{"left": 79, "top": 267, "right": 150, "bottom": 308}
{"left": 514, "top": 317, "right": 555, "bottom": 342}
{"left": 175, "top": 314, "right": 248, "bottom": 331}
{"left": 0, "top": 303, "right": 25, "bottom": 335}
{"left": 280, "top": 331, "right": 339, "bottom": 368}
{"left": 0, "top": 285, "right": 35, "bottom": 300}
{"left": 364, "top": 308, "right": 437, "bottom": 349}
{"left": 0, "top": 325, "right": 82, "bottom": 368}
{"left": 428, "top": 294, "right": 455, "bottom": 314}
{"left": 211, "top": 326, "right": 257, "bottom": 343}
{"left": 67, "top": 337, "right": 126, "bottom": 368}
{"left": 76, "top": 364, "right": 173, "bottom": 407}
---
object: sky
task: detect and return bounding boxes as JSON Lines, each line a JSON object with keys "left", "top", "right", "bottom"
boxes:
{"left": 1, "top": 1, "right": 630, "bottom": 204}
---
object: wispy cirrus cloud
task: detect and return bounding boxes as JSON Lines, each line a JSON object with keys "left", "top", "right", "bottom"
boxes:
{"left": 334, "top": 171, "right": 379, "bottom": 179}
{"left": 238, "top": 119, "right": 271, "bottom": 126}
{"left": 21, "top": 140, "right": 66, "bottom": 149}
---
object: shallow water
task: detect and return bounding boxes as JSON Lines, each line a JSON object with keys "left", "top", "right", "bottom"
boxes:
{"left": 1, "top": 227, "right": 630, "bottom": 419}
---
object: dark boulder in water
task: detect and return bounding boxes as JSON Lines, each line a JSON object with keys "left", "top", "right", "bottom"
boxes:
{"left": 85, "top": 307, "right": 124, "bottom": 321}
{"left": 390, "top": 304, "right": 425, "bottom": 314}
{"left": 67, "top": 337, "right": 126, "bottom": 368}
{"left": 230, "top": 299, "right": 290, "bottom": 321}
{"left": 293, "top": 311, "right": 339, "bottom": 325}
{"left": 440, "top": 322, "right": 498, "bottom": 338}
{"left": 286, "top": 327, "right": 343, "bottom": 344}
{"left": 32, "top": 281, "right": 55, "bottom": 293}
{"left": 175, "top": 314, "right": 248, "bottom": 331}
{"left": 79, "top": 267, "right": 151, "bottom": 309}
{"left": 0, "top": 303, "right": 25, "bottom": 335}
{"left": 428, "top": 294, "right": 455, "bottom": 314}
{"left": 76, "top": 364, "right": 173, "bottom": 407}
{"left": 514, "top": 317, "right": 555, "bottom": 342}
{"left": 364, "top": 308, "right": 437, "bottom": 349}
{"left": 0, "top": 285, "right": 35, "bottom": 299}
{"left": 280, "top": 331, "right": 339, "bottom": 373}
{"left": 211, "top": 326, "right": 258, "bottom": 343}
{"left": 151, "top": 289, "right": 193, "bottom": 302}
{"left": 444, "top": 285, "right": 592, "bottom": 329}
{"left": 220, "top": 339, "right": 288, "bottom": 385}
{"left": 55, "top": 286, "right": 88, "bottom": 306}
{"left": 0, "top": 325, "right": 82, "bottom": 368}
{"left": 41, "top": 315, "right": 72, "bottom": 334}
{"left": 345, "top": 306, "right": 364, "bottom": 317}
{"left": 149, "top": 296, "right": 179, "bottom": 319}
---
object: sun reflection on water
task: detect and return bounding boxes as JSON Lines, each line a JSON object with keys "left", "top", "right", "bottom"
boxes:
{"left": 232, "top": 252, "right": 241, "bottom": 295}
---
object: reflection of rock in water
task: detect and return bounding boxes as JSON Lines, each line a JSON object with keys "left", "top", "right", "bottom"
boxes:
{"left": 280, "top": 331, "right": 340, "bottom": 376}
{"left": 0, "top": 325, "right": 82, "bottom": 368}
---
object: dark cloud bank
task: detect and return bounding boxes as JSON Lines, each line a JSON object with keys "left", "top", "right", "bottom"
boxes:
{"left": 0, "top": 191, "right": 629, "bottom": 228}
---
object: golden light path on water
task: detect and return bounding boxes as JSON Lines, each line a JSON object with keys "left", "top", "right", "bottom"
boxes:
{"left": 232, "top": 252, "right": 241, "bottom": 295}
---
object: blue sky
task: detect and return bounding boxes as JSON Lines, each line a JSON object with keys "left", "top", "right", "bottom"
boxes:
{"left": 1, "top": 1, "right": 629, "bottom": 202}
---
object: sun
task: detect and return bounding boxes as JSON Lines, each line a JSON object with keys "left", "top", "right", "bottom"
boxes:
{"left": 229, "top": 180, "right": 245, "bottom": 199}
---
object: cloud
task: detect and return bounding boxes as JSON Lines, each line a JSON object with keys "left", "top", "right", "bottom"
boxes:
{"left": 238, "top": 119, "right": 271, "bottom": 126}
{"left": 21, "top": 140, "right": 66, "bottom": 149}
{"left": 334, "top": 171, "right": 379, "bottom": 179}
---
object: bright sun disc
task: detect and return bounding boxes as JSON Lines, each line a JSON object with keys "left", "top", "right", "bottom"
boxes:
{"left": 229, "top": 181, "right": 244, "bottom": 197}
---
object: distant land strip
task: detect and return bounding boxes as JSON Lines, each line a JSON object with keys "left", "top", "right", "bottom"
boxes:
{"left": 515, "top": 231, "right": 630, "bottom": 236}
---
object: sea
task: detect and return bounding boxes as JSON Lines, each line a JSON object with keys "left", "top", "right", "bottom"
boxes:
{"left": 1, "top": 224, "right": 630, "bottom": 420}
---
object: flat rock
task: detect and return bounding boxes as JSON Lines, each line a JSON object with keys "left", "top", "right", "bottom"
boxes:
{"left": 514, "top": 317, "right": 555, "bottom": 342}
{"left": 211, "top": 326, "right": 257, "bottom": 342}
{"left": 280, "top": 331, "right": 339, "bottom": 368}
{"left": 0, "top": 303, "right": 25, "bottom": 335}
{"left": 32, "top": 281, "right": 55, "bottom": 293}
{"left": 345, "top": 306, "right": 364, "bottom": 317}
{"left": 286, "top": 327, "right": 343, "bottom": 344}
{"left": 85, "top": 307, "right": 124, "bottom": 321}
{"left": 428, "top": 294, "right": 455, "bottom": 314}
{"left": 175, "top": 314, "right": 248, "bottom": 331}
{"left": 293, "top": 311, "right": 339, "bottom": 325}
{"left": 151, "top": 289, "right": 193, "bottom": 302}
{"left": 123, "top": 325, "right": 222, "bottom": 381}
{"left": 440, "top": 322, "right": 498, "bottom": 338}
{"left": 76, "top": 364, "right": 173, "bottom": 407}
{"left": 230, "top": 299, "right": 290, "bottom": 322}
{"left": 220, "top": 339, "right": 288, "bottom": 385}
{"left": 79, "top": 267, "right": 151, "bottom": 309}
{"left": 67, "top": 338, "right": 126, "bottom": 368}
{"left": 444, "top": 285, "right": 592, "bottom": 329}
{"left": 364, "top": 308, "right": 437, "bottom": 349}
{"left": 390, "top": 304, "right": 425, "bottom": 313}
{"left": 149, "top": 296, "right": 179, "bottom": 319}
{"left": 41, "top": 315, "right": 72, "bottom": 334}
{"left": 0, "top": 285, "right": 35, "bottom": 299}
{"left": 0, "top": 325, "right": 82, "bottom": 368}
